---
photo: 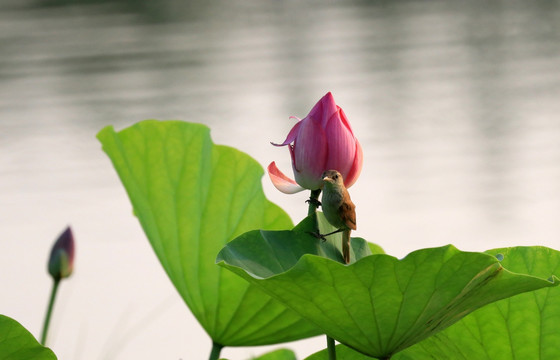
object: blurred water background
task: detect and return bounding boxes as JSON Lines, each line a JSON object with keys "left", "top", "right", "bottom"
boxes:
{"left": 1, "top": 0, "right": 559, "bottom": 359}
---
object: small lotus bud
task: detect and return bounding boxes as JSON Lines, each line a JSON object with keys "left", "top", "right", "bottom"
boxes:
{"left": 48, "top": 227, "right": 75, "bottom": 281}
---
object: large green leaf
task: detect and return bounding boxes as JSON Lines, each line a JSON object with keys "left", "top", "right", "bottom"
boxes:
{"left": 97, "top": 120, "right": 321, "bottom": 346}
{"left": 394, "top": 246, "right": 560, "bottom": 360}
{"left": 217, "top": 213, "right": 377, "bottom": 277}
{"left": 218, "top": 233, "right": 558, "bottom": 358}
{"left": 249, "top": 348, "right": 297, "bottom": 360}
{"left": 0, "top": 315, "right": 57, "bottom": 360}
{"left": 220, "top": 348, "right": 297, "bottom": 360}
{"left": 304, "top": 344, "right": 370, "bottom": 360}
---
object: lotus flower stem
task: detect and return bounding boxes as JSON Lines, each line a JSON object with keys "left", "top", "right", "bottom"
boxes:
{"left": 308, "top": 189, "right": 337, "bottom": 359}
{"left": 309, "top": 190, "right": 337, "bottom": 359}
{"left": 208, "top": 342, "right": 223, "bottom": 360}
{"left": 40, "top": 278, "right": 60, "bottom": 345}
{"left": 327, "top": 335, "right": 336, "bottom": 360}
{"left": 307, "top": 189, "right": 322, "bottom": 216}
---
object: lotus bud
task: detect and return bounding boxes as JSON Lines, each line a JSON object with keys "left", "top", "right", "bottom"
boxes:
{"left": 48, "top": 227, "right": 75, "bottom": 281}
{"left": 268, "top": 92, "right": 363, "bottom": 194}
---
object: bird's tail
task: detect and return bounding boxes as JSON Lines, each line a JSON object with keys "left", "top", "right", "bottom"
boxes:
{"left": 342, "top": 229, "right": 351, "bottom": 264}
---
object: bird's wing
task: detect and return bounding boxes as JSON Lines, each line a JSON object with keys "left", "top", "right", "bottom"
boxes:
{"left": 339, "top": 201, "right": 357, "bottom": 230}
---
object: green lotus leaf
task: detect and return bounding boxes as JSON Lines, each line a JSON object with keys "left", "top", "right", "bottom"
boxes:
{"left": 395, "top": 246, "right": 560, "bottom": 360}
{"left": 220, "top": 348, "right": 297, "bottom": 360}
{"left": 250, "top": 348, "right": 297, "bottom": 360}
{"left": 217, "top": 213, "right": 376, "bottom": 275}
{"left": 218, "top": 236, "right": 557, "bottom": 358}
{"left": 304, "top": 343, "right": 370, "bottom": 360}
{"left": 97, "top": 120, "right": 321, "bottom": 346}
{"left": 0, "top": 315, "right": 57, "bottom": 360}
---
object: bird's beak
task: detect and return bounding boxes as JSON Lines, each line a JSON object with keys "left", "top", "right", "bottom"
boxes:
{"left": 322, "top": 176, "right": 329, "bottom": 181}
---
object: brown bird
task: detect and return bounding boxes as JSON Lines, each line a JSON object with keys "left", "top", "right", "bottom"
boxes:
{"left": 320, "top": 170, "right": 356, "bottom": 264}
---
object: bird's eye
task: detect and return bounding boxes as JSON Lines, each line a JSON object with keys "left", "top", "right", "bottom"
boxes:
{"left": 333, "top": 174, "right": 338, "bottom": 180}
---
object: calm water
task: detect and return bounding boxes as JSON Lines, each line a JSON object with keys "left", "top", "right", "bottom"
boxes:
{"left": 1, "top": 0, "right": 559, "bottom": 359}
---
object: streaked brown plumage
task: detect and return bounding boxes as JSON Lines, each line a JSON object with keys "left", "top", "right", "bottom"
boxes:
{"left": 320, "top": 170, "right": 356, "bottom": 264}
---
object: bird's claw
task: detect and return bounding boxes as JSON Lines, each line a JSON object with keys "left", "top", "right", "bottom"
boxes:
{"left": 305, "top": 198, "right": 322, "bottom": 208}
{"left": 308, "top": 231, "right": 327, "bottom": 242}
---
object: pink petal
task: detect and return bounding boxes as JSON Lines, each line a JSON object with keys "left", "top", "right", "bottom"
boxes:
{"left": 344, "top": 140, "right": 363, "bottom": 188}
{"left": 320, "top": 92, "right": 339, "bottom": 123}
{"left": 307, "top": 92, "right": 338, "bottom": 127}
{"left": 324, "top": 109, "right": 356, "bottom": 177}
{"left": 271, "top": 119, "right": 302, "bottom": 147}
{"left": 338, "top": 107, "right": 355, "bottom": 134}
{"left": 292, "top": 117, "right": 328, "bottom": 190}
{"left": 267, "top": 162, "right": 305, "bottom": 194}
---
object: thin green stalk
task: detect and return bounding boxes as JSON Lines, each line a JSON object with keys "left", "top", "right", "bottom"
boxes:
{"left": 307, "top": 189, "right": 322, "bottom": 216}
{"left": 209, "top": 342, "right": 223, "bottom": 360}
{"left": 310, "top": 190, "right": 336, "bottom": 359}
{"left": 327, "top": 335, "right": 336, "bottom": 360}
{"left": 41, "top": 278, "right": 60, "bottom": 345}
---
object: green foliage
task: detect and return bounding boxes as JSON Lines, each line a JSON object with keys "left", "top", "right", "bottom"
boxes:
{"left": 220, "top": 348, "right": 297, "bottom": 360}
{"left": 394, "top": 246, "right": 560, "bottom": 360}
{"left": 218, "top": 229, "right": 558, "bottom": 359}
{"left": 98, "top": 120, "right": 560, "bottom": 359}
{"left": 97, "top": 120, "right": 321, "bottom": 346}
{"left": 249, "top": 348, "right": 298, "bottom": 360}
{"left": 304, "top": 344, "right": 370, "bottom": 360}
{"left": 0, "top": 315, "right": 57, "bottom": 360}
{"left": 217, "top": 213, "right": 375, "bottom": 274}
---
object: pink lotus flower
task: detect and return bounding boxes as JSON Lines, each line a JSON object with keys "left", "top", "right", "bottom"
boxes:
{"left": 268, "top": 92, "right": 363, "bottom": 193}
{"left": 48, "top": 226, "right": 75, "bottom": 281}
